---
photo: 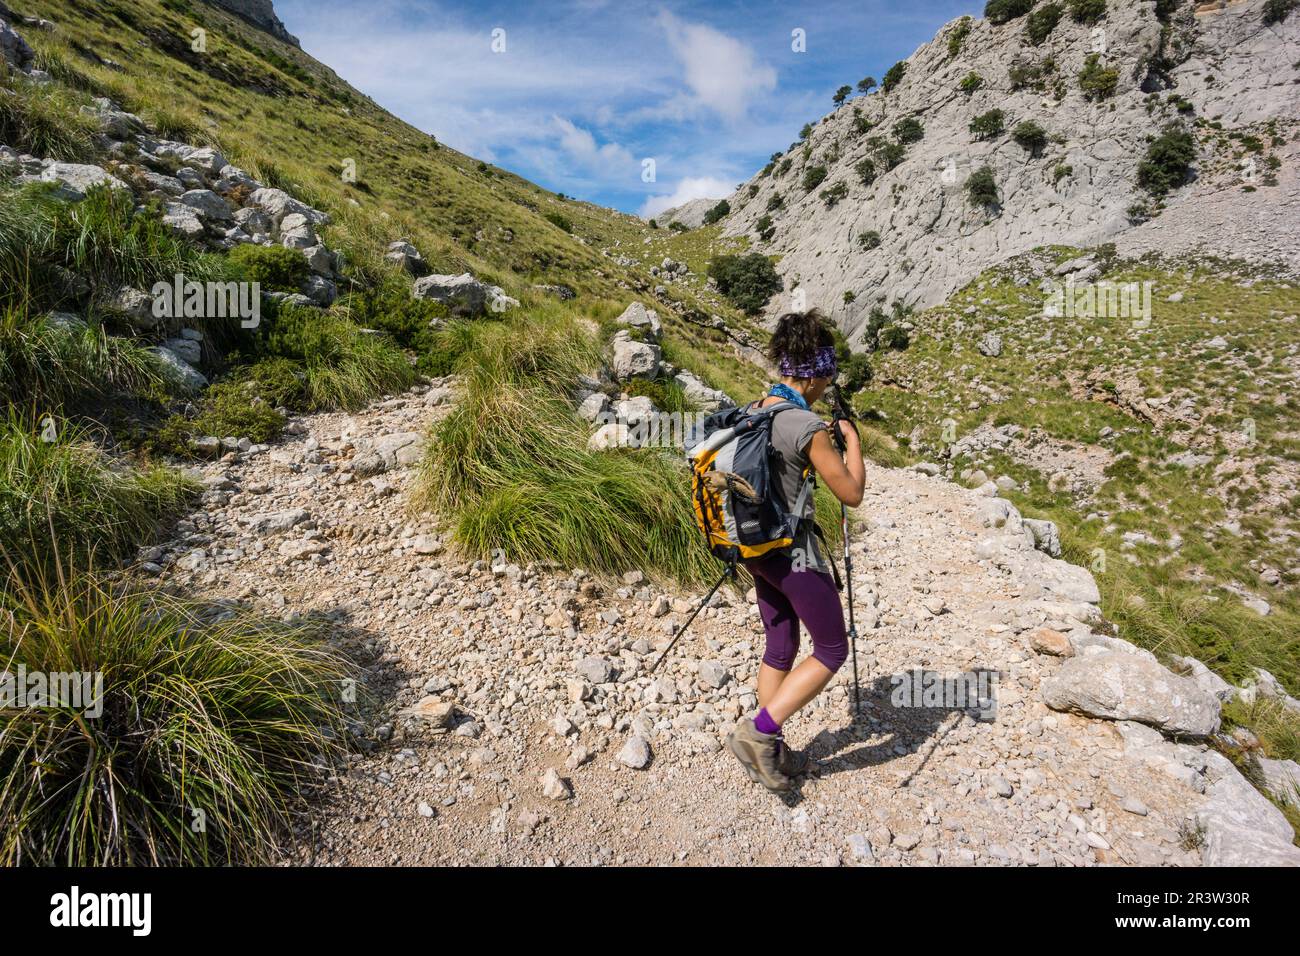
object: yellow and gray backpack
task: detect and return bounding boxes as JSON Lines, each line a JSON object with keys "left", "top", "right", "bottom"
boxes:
{"left": 688, "top": 401, "right": 814, "bottom": 563}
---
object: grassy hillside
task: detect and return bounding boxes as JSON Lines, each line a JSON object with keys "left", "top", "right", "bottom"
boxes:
{"left": 853, "top": 248, "right": 1300, "bottom": 766}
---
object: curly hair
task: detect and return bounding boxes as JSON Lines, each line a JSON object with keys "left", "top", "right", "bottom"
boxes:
{"left": 768, "top": 309, "right": 835, "bottom": 370}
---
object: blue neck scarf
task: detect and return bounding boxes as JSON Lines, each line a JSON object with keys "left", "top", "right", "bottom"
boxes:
{"left": 768, "top": 382, "right": 810, "bottom": 411}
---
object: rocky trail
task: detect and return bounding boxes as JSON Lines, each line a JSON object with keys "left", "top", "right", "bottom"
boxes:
{"left": 144, "top": 384, "right": 1300, "bottom": 867}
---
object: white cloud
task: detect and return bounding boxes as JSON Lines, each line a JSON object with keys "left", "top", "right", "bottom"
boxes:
{"left": 654, "top": 10, "right": 776, "bottom": 124}
{"left": 639, "top": 176, "right": 735, "bottom": 219}
{"left": 552, "top": 116, "right": 636, "bottom": 177}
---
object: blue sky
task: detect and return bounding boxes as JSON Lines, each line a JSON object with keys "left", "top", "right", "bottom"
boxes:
{"left": 276, "top": 0, "right": 979, "bottom": 217}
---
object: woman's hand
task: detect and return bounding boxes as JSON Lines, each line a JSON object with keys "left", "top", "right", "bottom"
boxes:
{"left": 808, "top": 427, "right": 866, "bottom": 507}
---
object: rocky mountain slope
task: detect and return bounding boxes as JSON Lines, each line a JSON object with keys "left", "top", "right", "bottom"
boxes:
{"left": 205, "top": 0, "right": 299, "bottom": 47}
{"left": 2, "top": 0, "right": 1297, "bottom": 867}
{"left": 717, "top": 0, "right": 1300, "bottom": 342}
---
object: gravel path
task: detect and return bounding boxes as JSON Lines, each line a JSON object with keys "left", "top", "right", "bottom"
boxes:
{"left": 152, "top": 384, "right": 1232, "bottom": 867}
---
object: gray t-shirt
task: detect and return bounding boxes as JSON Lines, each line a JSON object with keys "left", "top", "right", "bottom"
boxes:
{"left": 754, "top": 400, "right": 832, "bottom": 573}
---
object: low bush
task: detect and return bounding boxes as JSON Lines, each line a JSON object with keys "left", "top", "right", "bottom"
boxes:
{"left": 707, "top": 254, "right": 783, "bottom": 315}
{"left": 228, "top": 243, "right": 309, "bottom": 293}
{"left": 1137, "top": 124, "right": 1196, "bottom": 196}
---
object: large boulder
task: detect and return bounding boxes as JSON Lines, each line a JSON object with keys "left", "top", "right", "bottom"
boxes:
{"left": 149, "top": 346, "right": 208, "bottom": 393}
{"left": 1042, "top": 651, "right": 1221, "bottom": 738}
{"left": 384, "top": 239, "right": 428, "bottom": 276}
{"left": 247, "top": 187, "right": 329, "bottom": 228}
{"left": 1195, "top": 751, "right": 1300, "bottom": 866}
{"left": 179, "top": 188, "right": 233, "bottom": 222}
{"left": 162, "top": 202, "right": 206, "bottom": 241}
{"left": 278, "top": 212, "right": 317, "bottom": 249}
{"left": 182, "top": 147, "right": 227, "bottom": 178}
{"left": 674, "top": 369, "right": 733, "bottom": 412}
{"left": 611, "top": 331, "right": 661, "bottom": 380}
{"left": 37, "top": 163, "right": 130, "bottom": 201}
{"left": 614, "top": 302, "right": 662, "bottom": 341}
{"left": 412, "top": 273, "right": 517, "bottom": 316}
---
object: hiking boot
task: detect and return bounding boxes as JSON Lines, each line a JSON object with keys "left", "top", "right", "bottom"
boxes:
{"left": 726, "top": 718, "right": 792, "bottom": 792}
{"left": 776, "top": 738, "right": 809, "bottom": 776}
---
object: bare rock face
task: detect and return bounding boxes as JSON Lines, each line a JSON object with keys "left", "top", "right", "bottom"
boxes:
{"left": 715, "top": 2, "right": 1300, "bottom": 342}
{"left": 202, "top": 0, "right": 300, "bottom": 47}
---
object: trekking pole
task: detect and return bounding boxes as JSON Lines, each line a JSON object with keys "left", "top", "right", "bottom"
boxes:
{"left": 831, "top": 388, "right": 862, "bottom": 717}
{"left": 648, "top": 560, "right": 735, "bottom": 674}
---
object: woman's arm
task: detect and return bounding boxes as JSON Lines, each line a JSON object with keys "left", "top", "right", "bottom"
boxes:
{"left": 807, "top": 423, "right": 866, "bottom": 507}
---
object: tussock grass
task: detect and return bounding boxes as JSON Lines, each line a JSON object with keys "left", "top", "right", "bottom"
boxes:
{"left": 0, "top": 72, "right": 99, "bottom": 162}
{"left": 417, "top": 304, "right": 726, "bottom": 583}
{"left": 0, "top": 182, "right": 234, "bottom": 316}
{"left": 0, "top": 412, "right": 196, "bottom": 577}
{"left": 0, "top": 565, "right": 354, "bottom": 865}
{"left": 0, "top": 306, "right": 166, "bottom": 410}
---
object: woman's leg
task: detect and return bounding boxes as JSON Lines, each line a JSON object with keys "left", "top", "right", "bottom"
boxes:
{"left": 759, "top": 565, "right": 847, "bottom": 726}
{"left": 750, "top": 560, "right": 800, "bottom": 708}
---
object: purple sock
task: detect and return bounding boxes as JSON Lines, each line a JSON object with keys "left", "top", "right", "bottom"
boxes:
{"left": 754, "top": 708, "right": 781, "bottom": 736}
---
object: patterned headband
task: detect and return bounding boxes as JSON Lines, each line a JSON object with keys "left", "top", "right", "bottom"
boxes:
{"left": 779, "top": 346, "right": 837, "bottom": 380}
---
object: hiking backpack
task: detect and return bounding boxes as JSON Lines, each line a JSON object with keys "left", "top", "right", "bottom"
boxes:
{"left": 688, "top": 401, "right": 814, "bottom": 563}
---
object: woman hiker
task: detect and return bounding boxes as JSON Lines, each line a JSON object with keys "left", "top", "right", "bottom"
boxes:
{"left": 725, "top": 310, "right": 866, "bottom": 792}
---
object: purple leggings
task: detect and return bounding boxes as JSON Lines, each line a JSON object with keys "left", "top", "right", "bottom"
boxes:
{"left": 745, "top": 551, "right": 848, "bottom": 673}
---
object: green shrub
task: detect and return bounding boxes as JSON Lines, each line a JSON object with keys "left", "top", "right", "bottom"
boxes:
{"left": 338, "top": 276, "right": 455, "bottom": 376}
{"left": 766, "top": 193, "right": 784, "bottom": 211}
{"left": 833, "top": 85, "right": 852, "bottom": 105}
{"left": 755, "top": 214, "right": 775, "bottom": 242}
{"left": 1026, "top": 3, "right": 1064, "bottom": 44}
{"left": 858, "top": 229, "right": 882, "bottom": 251}
{"left": 708, "top": 254, "right": 783, "bottom": 315}
{"left": 970, "top": 109, "right": 1006, "bottom": 140}
{"left": 668, "top": 220, "right": 687, "bottom": 233}
{"left": 878, "top": 324, "right": 910, "bottom": 350}
{"left": 802, "top": 165, "right": 828, "bottom": 191}
{"left": 1012, "top": 120, "right": 1049, "bottom": 155}
{"left": 702, "top": 199, "right": 731, "bottom": 225}
{"left": 868, "top": 137, "right": 907, "bottom": 171}
{"left": 985, "top": 0, "right": 1036, "bottom": 25}
{"left": 0, "top": 568, "right": 354, "bottom": 865}
{"left": 1068, "top": 0, "right": 1107, "bottom": 23}
{"left": 959, "top": 72, "right": 984, "bottom": 94}
{"left": 1137, "top": 124, "right": 1196, "bottom": 196}
{"left": 0, "top": 412, "right": 196, "bottom": 577}
{"left": 228, "top": 243, "right": 309, "bottom": 293}
{"left": 821, "top": 181, "right": 848, "bottom": 207}
{"left": 543, "top": 212, "right": 573, "bottom": 233}
{"left": 855, "top": 158, "right": 877, "bottom": 186}
{"left": 948, "top": 17, "right": 974, "bottom": 57}
{"left": 1263, "top": 0, "right": 1295, "bottom": 23}
{"left": 1079, "top": 53, "right": 1119, "bottom": 100}
{"left": 840, "top": 352, "right": 873, "bottom": 392}
{"left": 967, "top": 165, "right": 1000, "bottom": 207}
{"left": 882, "top": 61, "right": 908, "bottom": 93}
{"left": 893, "top": 117, "right": 925, "bottom": 144}
{"left": 255, "top": 304, "right": 416, "bottom": 410}
{"left": 626, "top": 376, "right": 695, "bottom": 414}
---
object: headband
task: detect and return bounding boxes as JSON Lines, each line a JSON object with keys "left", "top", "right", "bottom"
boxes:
{"left": 779, "top": 346, "right": 837, "bottom": 380}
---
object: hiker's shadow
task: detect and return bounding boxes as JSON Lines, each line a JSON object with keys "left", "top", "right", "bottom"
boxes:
{"left": 775, "top": 670, "right": 998, "bottom": 807}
